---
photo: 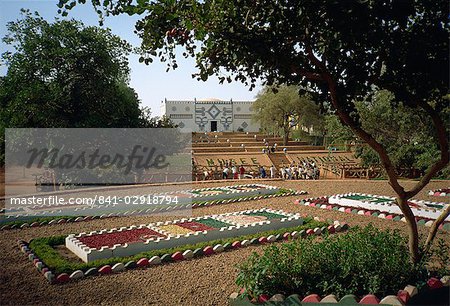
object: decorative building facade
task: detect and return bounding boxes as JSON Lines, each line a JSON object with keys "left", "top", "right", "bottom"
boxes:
{"left": 161, "top": 98, "right": 260, "bottom": 132}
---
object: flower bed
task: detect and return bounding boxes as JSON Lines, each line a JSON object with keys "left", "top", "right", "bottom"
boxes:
{"left": 66, "top": 208, "right": 305, "bottom": 262}
{"left": 329, "top": 193, "right": 449, "bottom": 221}
{"left": 295, "top": 194, "right": 450, "bottom": 230}
{"left": 0, "top": 184, "right": 306, "bottom": 231}
{"left": 429, "top": 188, "right": 450, "bottom": 197}
{"left": 18, "top": 216, "right": 347, "bottom": 284}
{"left": 77, "top": 228, "right": 167, "bottom": 249}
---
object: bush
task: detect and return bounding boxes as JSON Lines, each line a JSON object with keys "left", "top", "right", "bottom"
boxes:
{"left": 425, "top": 238, "right": 450, "bottom": 277}
{"left": 236, "top": 225, "right": 426, "bottom": 299}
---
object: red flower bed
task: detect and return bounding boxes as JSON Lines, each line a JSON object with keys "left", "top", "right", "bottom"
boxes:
{"left": 78, "top": 228, "right": 166, "bottom": 249}
{"left": 177, "top": 221, "right": 215, "bottom": 232}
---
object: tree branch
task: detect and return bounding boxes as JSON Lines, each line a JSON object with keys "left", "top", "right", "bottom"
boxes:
{"left": 423, "top": 205, "right": 450, "bottom": 256}
{"left": 290, "top": 66, "right": 324, "bottom": 81}
{"left": 405, "top": 101, "right": 449, "bottom": 199}
{"left": 304, "top": 46, "right": 406, "bottom": 196}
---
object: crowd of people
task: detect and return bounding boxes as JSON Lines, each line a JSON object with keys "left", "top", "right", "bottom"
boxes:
{"left": 278, "top": 161, "right": 320, "bottom": 180}
{"left": 196, "top": 160, "right": 320, "bottom": 181}
{"left": 193, "top": 138, "right": 320, "bottom": 180}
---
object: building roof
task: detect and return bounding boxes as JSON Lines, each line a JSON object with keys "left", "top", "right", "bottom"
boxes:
{"left": 197, "top": 98, "right": 222, "bottom": 102}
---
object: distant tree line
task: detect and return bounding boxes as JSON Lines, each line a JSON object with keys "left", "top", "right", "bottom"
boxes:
{"left": 253, "top": 86, "right": 449, "bottom": 179}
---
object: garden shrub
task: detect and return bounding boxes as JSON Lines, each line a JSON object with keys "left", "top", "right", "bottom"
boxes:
{"left": 425, "top": 238, "right": 450, "bottom": 277}
{"left": 236, "top": 225, "right": 427, "bottom": 299}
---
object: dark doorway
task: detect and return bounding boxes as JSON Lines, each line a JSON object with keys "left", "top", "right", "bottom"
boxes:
{"left": 210, "top": 121, "right": 218, "bottom": 132}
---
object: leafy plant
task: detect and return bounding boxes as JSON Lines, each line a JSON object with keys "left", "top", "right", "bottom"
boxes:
{"left": 422, "top": 238, "right": 450, "bottom": 277}
{"left": 236, "top": 225, "right": 427, "bottom": 299}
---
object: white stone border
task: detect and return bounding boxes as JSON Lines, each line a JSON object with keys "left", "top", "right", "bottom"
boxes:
{"left": 4, "top": 184, "right": 279, "bottom": 216}
{"left": 329, "top": 193, "right": 449, "bottom": 221}
{"left": 66, "top": 208, "right": 304, "bottom": 262}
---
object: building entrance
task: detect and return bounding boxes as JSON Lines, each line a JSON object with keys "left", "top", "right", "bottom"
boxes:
{"left": 210, "top": 121, "right": 218, "bottom": 132}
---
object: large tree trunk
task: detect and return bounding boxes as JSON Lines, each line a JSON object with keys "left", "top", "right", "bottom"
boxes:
{"left": 283, "top": 129, "right": 289, "bottom": 146}
{"left": 322, "top": 75, "right": 447, "bottom": 263}
{"left": 396, "top": 195, "right": 420, "bottom": 263}
{"left": 282, "top": 115, "right": 290, "bottom": 146}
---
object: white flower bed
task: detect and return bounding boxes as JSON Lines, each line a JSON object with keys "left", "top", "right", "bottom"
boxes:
{"left": 1, "top": 184, "right": 284, "bottom": 224}
{"left": 329, "top": 193, "right": 449, "bottom": 221}
{"left": 66, "top": 208, "right": 303, "bottom": 262}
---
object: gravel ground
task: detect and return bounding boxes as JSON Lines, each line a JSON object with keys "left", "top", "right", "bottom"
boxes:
{"left": 0, "top": 179, "right": 449, "bottom": 306}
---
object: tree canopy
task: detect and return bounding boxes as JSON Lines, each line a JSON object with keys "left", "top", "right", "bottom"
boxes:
{"left": 58, "top": 0, "right": 449, "bottom": 262}
{"left": 326, "top": 90, "right": 450, "bottom": 178}
{"left": 0, "top": 11, "right": 176, "bottom": 164}
{"left": 253, "top": 85, "right": 323, "bottom": 145}
{"left": 0, "top": 10, "right": 143, "bottom": 129}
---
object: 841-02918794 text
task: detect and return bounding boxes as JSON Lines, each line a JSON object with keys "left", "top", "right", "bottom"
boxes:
{"left": 97, "top": 195, "right": 179, "bottom": 205}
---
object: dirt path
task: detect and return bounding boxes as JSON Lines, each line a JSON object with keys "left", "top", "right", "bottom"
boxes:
{"left": 0, "top": 179, "right": 448, "bottom": 306}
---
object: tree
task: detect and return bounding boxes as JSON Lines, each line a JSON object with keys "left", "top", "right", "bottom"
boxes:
{"left": 0, "top": 11, "right": 178, "bottom": 165}
{"left": 354, "top": 91, "right": 450, "bottom": 178}
{"left": 253, "top": 85, "right": 323, "bottom": 145}
{"left": 139, "top": 107, "right": 177, "bottom": 128}
{"left": 0, "top": 10, "right": 142, "bottom": 129}
{"left": 324, "top": 115, "right": 355, "bottom": 149}
{"left": 326, "top": 90, "right": 450, "bottom": 179}
{"left": 61, "top": 0, "right": 449, "bottom": 263}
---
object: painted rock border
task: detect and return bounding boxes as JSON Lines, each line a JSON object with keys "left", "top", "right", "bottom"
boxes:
{"left": 229, "top": 279, "right": 450, "bottom": 305}
{"left": 1, "top": 185, "right": 307, "bottom": 231}
{"left": 428, "top": 188, "right": 450, "bottom": 197}
{"left": 295, "top": 195, "right": 450, "bottom": 231}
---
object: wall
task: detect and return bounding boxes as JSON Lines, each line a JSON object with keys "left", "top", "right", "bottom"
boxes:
{"left": 162, "top": 99, "right": 260, "bottom": 132}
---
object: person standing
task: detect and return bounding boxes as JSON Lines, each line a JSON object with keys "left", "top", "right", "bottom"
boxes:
{"left": 232, "top": 165, "right": 238, "bottom": 179}
{"left": 280, "top": 166, "right": 286, "bottom": 180}
{"left": 222, "top": 166, "right": 229, "bottom": 179}
{"left": 286, "top": 166, "right": 292, "bottom": 179}
{"left": 260, "top": 166, "right": 267, "bottom": 178}
{"left": 239, "top": 165, "right": 245, "bottom": 179}
{"left": 270, "top": 165, "right": 276, "bottom": 178}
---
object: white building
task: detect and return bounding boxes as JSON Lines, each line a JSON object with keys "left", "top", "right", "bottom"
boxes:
{"left": 161, "top": 98, "right": 260, "bottom": 132}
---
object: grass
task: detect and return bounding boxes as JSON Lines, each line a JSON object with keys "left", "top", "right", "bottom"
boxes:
{"left": 29, "top": 217, "right": 327, "bottom": 274}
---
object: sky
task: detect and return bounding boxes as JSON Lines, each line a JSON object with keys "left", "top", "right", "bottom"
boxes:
{"left": 0, "top": 0, "right": 261, "bottom": 116}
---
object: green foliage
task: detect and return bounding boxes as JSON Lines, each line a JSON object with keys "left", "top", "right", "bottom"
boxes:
{"left": 424, "top": 238, "right": 450, "bottom": 277}
{"left": 0, "top": 11, "right": 177, "bottom": 165}
{"left": 253, "top": 85, "right": 324, "bottom": 144}
{"left": 327, "top": 90, "right": 450, "bottom": 177}
{"left": 0, "top": 10, "right": 141, "bottom": 129}
{"left": 58, "top": 0, "right": 448, "bottom": 107}
{"left": 29, "top": 236, "right": 77, "bottom": 274}
{"left": 236, "top": 225, "right": 426, "bottom": 299}
{"left": 324, "top": 115, "right": 355, "bottom": 146}
{"left": 29, "top": 217, "right": 326, "bottom": 274}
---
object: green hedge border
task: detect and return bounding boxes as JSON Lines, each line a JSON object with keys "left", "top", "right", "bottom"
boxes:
{"left": 29, "top": 217, "right": 326, "bottom": 274}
